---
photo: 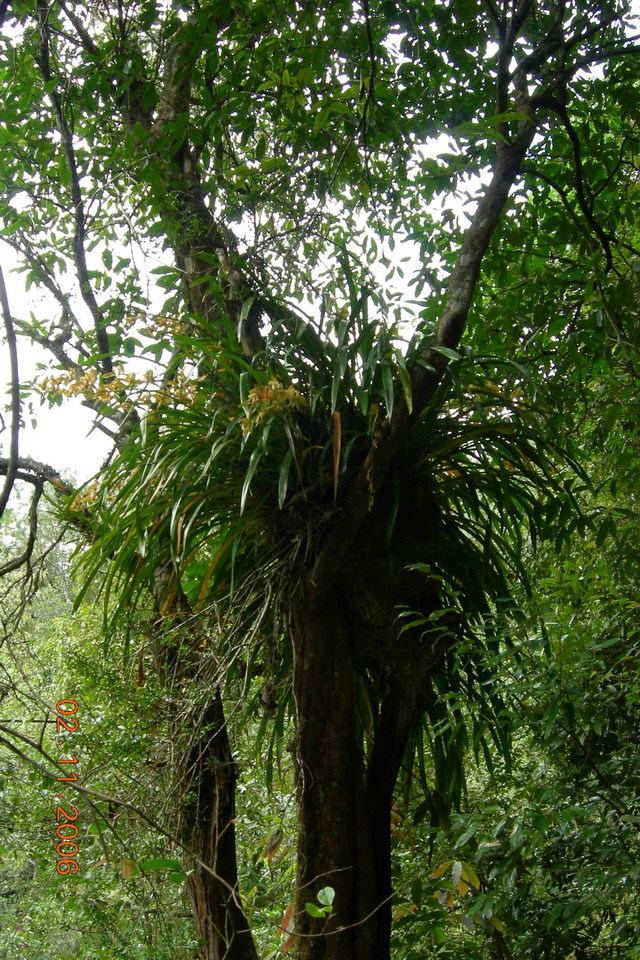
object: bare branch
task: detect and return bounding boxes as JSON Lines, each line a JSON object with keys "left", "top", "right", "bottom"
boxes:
{"left": 0, "top": 482, "right": 44, "bottom": 577}
{"left": 0, "top": 267, "right": 21, "bottom": 521}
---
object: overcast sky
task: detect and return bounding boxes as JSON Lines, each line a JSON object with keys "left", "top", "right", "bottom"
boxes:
{"left": 1, "top": 249, "right": 112, "bottom": 484}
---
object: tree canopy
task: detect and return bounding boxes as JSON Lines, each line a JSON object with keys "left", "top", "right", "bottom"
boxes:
{"left": 1, "top": 1, "right": 639, "bottom": 959}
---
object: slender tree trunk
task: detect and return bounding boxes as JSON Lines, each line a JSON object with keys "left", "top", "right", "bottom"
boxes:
{"left": 178, "top": 689, "right": 259, "bottom": 960}
{"left": 365, "top": 683, "right": 423, "bottom": 960}
{"left": 152, "top": 571, "right": 258, "bottom": 960}
{"left": 489, "top": 929, "right": 514, "bottom": 960}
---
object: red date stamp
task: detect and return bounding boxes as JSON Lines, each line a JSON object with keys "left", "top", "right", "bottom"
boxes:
{"left": 54, "top": 699, "right": 80, "bottom": 876}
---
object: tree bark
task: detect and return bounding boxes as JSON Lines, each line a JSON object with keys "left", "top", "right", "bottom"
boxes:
{"left": 178, "top": 689, "right": 259, "bottom": 960}
{"left": 152, "top": 574, "right": 258, "bottom": 960}
{"left": 292, "top": 594, "right": 379, "bottom": 960}
{"left": 365, "top": 680, "right": 425, "bottom": 960}
{"left": 291, "top": 585, "right": 430, "bottom": 960}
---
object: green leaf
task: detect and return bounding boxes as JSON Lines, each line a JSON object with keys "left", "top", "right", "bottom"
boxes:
{"left": 317, "top": 886, "right": 335, "bottom": 906}
{"left": 431, "top": 345, "right": 461, "bottom": 361}
{"left": 305, "top": 902, "right": 327, "bottom": 918}
{"left": 396, "top": 364, "right": 413, "bottom": 414}
{"left": 241, "top": 448, "right": 262, "bottom": 513}
{"left": 381, "top": 364, "right": 394, "bottom": 416}
{"left": 432, "top": 926, "right": 448, "bottom": 945}
{"left": 314, "top": 99, "right": 352, "bottom": 133}
{"left": 278, "top": 449, "right": 293, "bottom": 508}
{"left": 240, "top": 296, "right": 256, "bottom": 322}
{"left": 460, "top": 862, "right": 481, "bottom": 890}
{"left": 455, "top": 821, "right": 479, "bottom": 849}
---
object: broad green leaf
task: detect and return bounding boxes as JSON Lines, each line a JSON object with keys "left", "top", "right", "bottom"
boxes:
{"left": 317, "top": 886, "right": 335, "bottom": 906}
{"left": 305, "top": 902, "right": 327, "bottom": 918}
{"left": 431, "top": 345, "right": 461, "bottom": 361}
{"left": 460, "top": 862, "right": 481, "bottom": 890}
{"left": 454, "top": 821, "right": 479, "bottom": 849}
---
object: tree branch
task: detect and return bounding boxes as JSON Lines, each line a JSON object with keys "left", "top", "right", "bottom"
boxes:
{"left": 0, "top": 481, "right": 44, "bottom": 577}
{"left": 35, "top": 0, "right": 113, "bottom": 375}
{"left": 56, "top": 0, "right": 100, "bottom": 56}
{"left": 0, "top": 267, "right": 21, "bottom": 522}
{"left": 310, "top": 117, "right": 538, "bottom": 597}
{"left": 407, "top": 117, "right": 537, "bottom": 414}
{"left": 0, "top": 455, "right": 70, "bottom": 491}
{"left": 2, "top": 232, "right": 90, "bottom": 359}
{"left": 482, "top": 0, "right": 503, "bottom": 31}
{"left": 554, "top": 99, "right": 614, "bottom": 270}
{"left": 0, "top": 455, "right": 72, "bottom": 578}
{"left": 520, "top": 164, "right": 591, "bottom": 240}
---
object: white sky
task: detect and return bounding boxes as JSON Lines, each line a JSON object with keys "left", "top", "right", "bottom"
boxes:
{"left": 1, "top": 250, "right": 112, "bottom": 484}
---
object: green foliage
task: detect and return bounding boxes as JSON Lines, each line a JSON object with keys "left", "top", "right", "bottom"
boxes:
{"left": 2, "top": 1, "right": 639, "bottom": 958}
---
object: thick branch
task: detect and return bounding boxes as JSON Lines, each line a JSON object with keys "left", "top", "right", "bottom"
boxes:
{"left": 0, "top": 455, "right": 70, "bottom": 491}
{"left": 497, "top": 0, "right": 534, "bottom": 118}
{"left": 310, "top": 121, "right": 537, "bottom": 596}
{"left": 145, "top": 29, "right": 266, "bottom": 357}
{"left": 309, "top": 2, "right": 627, "bottom": 595}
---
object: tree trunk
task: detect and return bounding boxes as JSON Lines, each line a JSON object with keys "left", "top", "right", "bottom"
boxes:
{"left": 178, "top": 689, "right": 259, "bottom": 960}
{"left": 151, "top": 569, "right": 258, "bottom": 960}
{"left": 292, "top": 594, "right": 377, "bottom": 960}
{"left": 291, "top": 588, "right": 423, "bottom": 960}
{"left": 365, "top": 682, "right": 424, "bottom": 960}
{"left": 290, "top": 516, "right": 444, "bottom": 960}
